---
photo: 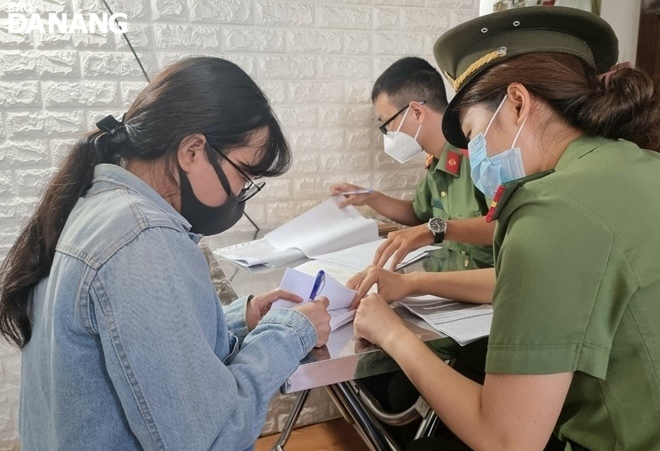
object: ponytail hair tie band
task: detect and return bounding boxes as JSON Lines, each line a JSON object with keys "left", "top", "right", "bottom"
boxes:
{"left": 96, "top": 114, "right": 130, "bottom": 145}
{"left": 598, "top": 61, "right": 632, "bottom": 87}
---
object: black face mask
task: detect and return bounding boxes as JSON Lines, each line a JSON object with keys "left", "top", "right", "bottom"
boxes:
{"left": 178, "top": 153, "right": 245, "bottom": 236}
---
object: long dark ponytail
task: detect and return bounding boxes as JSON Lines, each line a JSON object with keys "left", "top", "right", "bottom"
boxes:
{"left": 0, "top": 133, "right": 110, "bottom": 348}
{"left": 0, "top": 57, "right": 290, "bottom": 348}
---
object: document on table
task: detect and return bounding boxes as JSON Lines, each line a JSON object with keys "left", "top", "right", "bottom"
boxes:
{"left": 291, "top": 259, "right": 379, "bottom": 329}
{"left": 292, "top": 259, "right": 356, "bottom": 284}
{"left": 213, "top": 238, "right": 304, "bottom": 268}
{"left": 398, "top": 295, "right": 493, "bottom": 346}
{"left": 272, "top": 266, "right": 357, "bottom": 330}
{"left": 313, "top": 238, "right": 438, "bottom": 271}
{"left": 214, "top": 196, "right": 379, "bottom": 267}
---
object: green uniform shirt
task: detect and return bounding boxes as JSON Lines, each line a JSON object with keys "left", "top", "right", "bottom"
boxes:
{"left": 487, "top": 135, "right": 660, "bottom": 450}
{"left": 412, "top": 144, "right": 494, "bottom": 268}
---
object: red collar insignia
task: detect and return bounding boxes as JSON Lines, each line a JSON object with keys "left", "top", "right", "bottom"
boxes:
{"left": 485, "top": 185, "right": 506, "bottom": 223}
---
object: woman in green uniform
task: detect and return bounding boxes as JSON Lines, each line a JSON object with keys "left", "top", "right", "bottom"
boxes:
{"left": 351, "top": 6, "right": 660, "bottom": 450}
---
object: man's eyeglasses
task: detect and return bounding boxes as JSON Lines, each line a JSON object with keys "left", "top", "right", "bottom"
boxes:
{"left": 210, "top": 146, "right": 265, "bottom": 203}
{"left": 378, "top": 100, "right": 426, "bottom": 135}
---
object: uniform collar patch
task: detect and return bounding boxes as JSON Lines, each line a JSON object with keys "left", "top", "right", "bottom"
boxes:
{"left": 436, "top": 145, "right": 467, "bottom": 177}
{"left": 486, "top": 169, "right": 555, "bottom": 222}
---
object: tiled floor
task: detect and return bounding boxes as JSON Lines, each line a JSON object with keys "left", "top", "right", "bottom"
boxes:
{"left": 255, "top": 419, "right": 370, "bottom": 451}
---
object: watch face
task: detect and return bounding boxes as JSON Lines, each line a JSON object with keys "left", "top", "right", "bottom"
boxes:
{"left": 429, "top": 217, "right": 446, "bottom": 233}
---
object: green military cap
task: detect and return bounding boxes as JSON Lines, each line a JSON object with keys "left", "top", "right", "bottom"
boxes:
{"left": 433, "top": 6, "right": 619, "bottom": 149}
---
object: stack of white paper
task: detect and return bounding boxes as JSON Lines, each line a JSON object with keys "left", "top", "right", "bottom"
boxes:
{"left": 215, "top": 196, "right": 378, "bottom": 268}
{"left": 398, "top": 295, "right": 493, "bottom": 346}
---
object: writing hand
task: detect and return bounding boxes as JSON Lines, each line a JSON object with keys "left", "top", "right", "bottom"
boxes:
{"left": 294, "top": 296, "right": 332, "bottom": 347}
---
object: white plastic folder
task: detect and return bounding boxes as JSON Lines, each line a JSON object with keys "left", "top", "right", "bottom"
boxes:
{"left": 273, "top": 266, "right": 357, "bottom": 331}
{"left": 215, "top": 196, "right": 378, "bottom": 267}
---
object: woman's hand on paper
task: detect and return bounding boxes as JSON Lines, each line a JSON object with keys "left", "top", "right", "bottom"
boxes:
{"left": 354, "top": 293, "right": 405, "bottom": 348}
{"left": 374, "top": 225, "right": 434, "bottom": 271}
{"left": 247, "top": 289, "right": 304, "bottom": 331}
{"left": 347, "top": 266, "right": 411, "bottom": 309}
{"left": 294, "top": 297, "right": 332, "bottom": 348}
{"left": 329, "top": 183, "right": 376, "bottom": 208}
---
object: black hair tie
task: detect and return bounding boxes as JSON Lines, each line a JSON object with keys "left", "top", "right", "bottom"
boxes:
{"left": 96, "top": 114, "right": 130, "bottom": 145}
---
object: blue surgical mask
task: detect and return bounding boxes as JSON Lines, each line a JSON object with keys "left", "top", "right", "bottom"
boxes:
{"left": 467, "top": 94, "right": 527, "bottom": 199}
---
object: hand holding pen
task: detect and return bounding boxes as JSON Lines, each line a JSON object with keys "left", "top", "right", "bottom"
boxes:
{"left": 294, "top": 298, "right": 331, "bottom": 347}
{"left": 309, "top": 270, "right": 326, "bottom": 301}
{"left": 293, "top": 271, "right": 331, "bottom": 348}
{"left": 340, "top": 189, "right": 374, "bottom": 195}
{"left": 329, "top": 183, "right": 377, "bottom": 208}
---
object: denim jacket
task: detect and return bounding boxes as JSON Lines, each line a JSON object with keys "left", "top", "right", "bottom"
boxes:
{"left": 19, "top": 164, "right": 317, "bottom": 451}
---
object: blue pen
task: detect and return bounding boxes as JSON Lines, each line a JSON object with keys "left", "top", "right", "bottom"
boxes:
{"left": 309, "top": 270, "right": 326, "bottom": 301}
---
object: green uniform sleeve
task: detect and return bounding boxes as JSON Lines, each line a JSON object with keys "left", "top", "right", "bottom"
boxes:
{"left": 412, "top": 172, "right": 434, "bottom": 223}
{"left": 486, "top": 185, "right": 637, "bottom": 379}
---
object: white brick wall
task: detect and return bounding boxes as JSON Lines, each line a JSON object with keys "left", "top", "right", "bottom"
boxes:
{"left": 0, "top": 0, "right": 478, "bottom": 447}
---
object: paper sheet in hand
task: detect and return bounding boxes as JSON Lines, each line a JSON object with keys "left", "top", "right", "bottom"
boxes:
{"left": 273, "top": 267, "right": 357, "bottom": 330}
{"left": 399, "top": 295, "right": 493, "bottom": 346}
{"left": 313, "top": 239, "right": 438, "bottom": 271}
{"left": 215, "top": 196, "right": 378, "bottom": 267}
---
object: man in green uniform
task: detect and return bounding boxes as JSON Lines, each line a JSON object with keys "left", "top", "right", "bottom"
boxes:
{"left": 330, "top": 57, "right": 495, "bottom": 271}
{"left": 331, "top": 58, "right": 494, "bottom": 446}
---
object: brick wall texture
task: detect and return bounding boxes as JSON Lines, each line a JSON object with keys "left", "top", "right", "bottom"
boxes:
{"left": 0, "top": 0, "right": 478, "bottom": 448}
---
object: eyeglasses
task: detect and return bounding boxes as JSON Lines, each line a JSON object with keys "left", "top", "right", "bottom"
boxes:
{"left": 378, "top": 100, "right": 426, "bottom": 135}
{"left": 210, "top": 146, "right": 265, "bottom": 203}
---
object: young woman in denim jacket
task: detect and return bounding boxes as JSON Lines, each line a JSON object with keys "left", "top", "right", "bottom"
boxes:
{"left": 0, "top": 57, "right": 331, "bottom": 451}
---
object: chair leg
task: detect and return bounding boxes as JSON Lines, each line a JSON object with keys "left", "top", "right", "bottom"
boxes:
{"left": 414, "top": 409, "right": 440, "bottom": 440}
{"left": 328, "top": 382, "right": 402, "bottom": 451}
{"left": 270, "top": 389, "right": 310, "bottom": 451}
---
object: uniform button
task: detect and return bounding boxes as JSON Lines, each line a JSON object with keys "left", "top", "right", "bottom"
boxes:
{"left": 464, "top": 257, "right": 470, "bottom": 268}
{"left": 441, "top": 191, "right": 447, "bottom": 197}
{"left": 461, "top": 251, "right": 466, "bottom": 254}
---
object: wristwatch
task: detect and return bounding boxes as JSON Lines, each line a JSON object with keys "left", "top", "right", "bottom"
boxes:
{"left": 427, "top": 217, "right": 447, "bottom": 244}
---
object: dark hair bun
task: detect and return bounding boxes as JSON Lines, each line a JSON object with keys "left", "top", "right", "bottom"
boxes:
{"left": 579, "top": 67, "right": 660, "bottom": 152}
